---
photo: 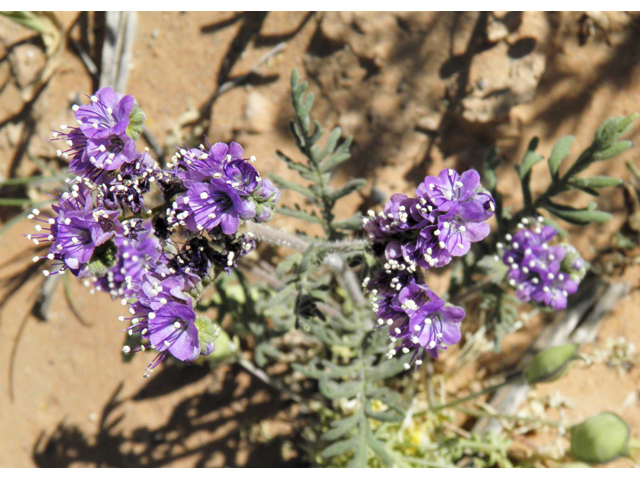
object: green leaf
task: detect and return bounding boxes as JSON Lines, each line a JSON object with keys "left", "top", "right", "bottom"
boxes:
{"left": 365, "top": 422, "right": 394, "bottom": 466}
{"left": 570, "top": 176, "right": 623, "bottom": 189}
{"left": 518, "top": 137, "right": 544, "bottom": 179}
{"left": 592, "top": 140, "right": 632, "bottom": 161}
{"left": 548, "top": 135, "right": 574, "bottom": 178}
{"left": 277, "top": 206, "right": 324, "bottom": 224}
{"left": 365, "top": 356, "right": 411, "bottom": 382}
{"left": 320, "top": 136, "right": 353, "bottom": 173}
{"left": 316, "top": 127, "right": 342, "bottom": 162}
{"left": 321, "top": 437, "right": 360, "bottom": 459}
{"left": 327, "top": 178, "right": 367, "bottom": 202}
{"left": 322, "top": 414, "right": 360, "bottom": 442}
{"left": 275, "top": 254, "right": 302, "bottom": 276}
{"left": 476, "top": 255, "right": 510, "bottom": 283}
{"left": 347, "top": 439, "right": 368, "bottom": 468}
{"left": 269, "top": 173, "right": 315, "bottom": 198}
{"left": 318, "top": 378, "right": 361, "bottom": 400}
{"left": 364, "top": 404, "right": 404, "bottom": 423}
{"left": 332, "top": 214, "right": 365, "bottom": 231}
{"left": 544, "top": 202, "right": 612, "bottom": 225}
{"left": 517, "top": 137, "right": 543, "bottom": 208}
{"left": 276, "top": 150, "right": 312, "bottom": 176}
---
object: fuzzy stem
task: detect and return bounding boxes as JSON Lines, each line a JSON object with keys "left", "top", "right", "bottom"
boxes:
{"left": 243, "top": 221, "right": 367, "bottom": 307}
{"left": 242, "top": 221, "right": 310, "bottom": 252}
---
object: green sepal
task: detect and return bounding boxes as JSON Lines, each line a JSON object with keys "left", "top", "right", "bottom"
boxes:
{"left": 570, "top": 412, "right": 630, "bottom": 464}
{"left": 194, "top": 315, "right": 220, "bottom": 356}
{"left": 126, "top": 103, "right": 146, "bottom": 140}
{"left": 525, "top": 343, "right": 580, "bottom": 385}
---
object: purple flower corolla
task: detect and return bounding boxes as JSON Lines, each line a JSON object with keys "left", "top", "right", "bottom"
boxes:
{"left": 74, "top": 87, "right": 135, "bottom": 139}
{"left": 376, "top": 279, "right": 465, "bottom": 367}
{"left": 94, "top": 223, "right": 161, "bottom": 298}
{"left": 416, "top": 169, "right": 493, "bottom": 217}
{"left": 175, "top": 179, "right": 252, "bottom": 235}
{"left": 363, "top": 194, "right": 424, "bottom": 259}
{"left": 148, "top": 303, "right": 200, "bottom": 363}
{"left": 122, "top": 268, "right": 213, "bottom": 376}
{"left": 173, "top": 141, "right": 246, "bottom": 183}
{"left": 169, "top": 141, "right": 276, "bottom": 233}
{"left": 102, "top": 151, "right": 159, "bottom": 212}
{"left": 500, "top": 220, "right": 581, "bottom": 310}
{"left": 27, "top": 183, "right": 123, "bottom": 277}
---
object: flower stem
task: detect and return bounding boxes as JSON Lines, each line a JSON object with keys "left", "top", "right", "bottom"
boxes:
{"left": 426, "top": 378, "right": 517, "bottom": 412}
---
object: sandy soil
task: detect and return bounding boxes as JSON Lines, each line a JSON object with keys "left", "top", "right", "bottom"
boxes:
{"left": 1, "top": 11, "right": 639, "bottom": 467}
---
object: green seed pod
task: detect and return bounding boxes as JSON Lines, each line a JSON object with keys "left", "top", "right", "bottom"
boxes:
{"left": 570, "top": 412, "right": 630, "bottom": 464}
{"left": 525, "top": 343, "right": 580, "bottom": 385}
{"left": 126, "top": 103, "right": 146, "bottom": 140}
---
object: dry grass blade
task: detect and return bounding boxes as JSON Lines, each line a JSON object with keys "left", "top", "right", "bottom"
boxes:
{"left": 100, "top": 11, "right": 137, "bottom": 91}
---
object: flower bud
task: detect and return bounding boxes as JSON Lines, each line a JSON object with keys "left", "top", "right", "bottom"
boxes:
{"left": 252, "top": 178, "right": 280, "bottom": 202}
{"left": 251, "top": 179, "right": 280, "bottom": 223}
{"left": 194, "top": 316, "right": 220, "bottom": 356}
{"left": 559, "top": 243, "right": 587, "bottom": 284}
{"left": 570, "top": 412, "right": 630, "bottom": 464}
{"left": 525, "top": 343, "right": 580, "bottom": 385}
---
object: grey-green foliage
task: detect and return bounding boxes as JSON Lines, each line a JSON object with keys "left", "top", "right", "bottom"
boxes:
{"left": 478, "top": 114, "right": 637, "bottom": 349}
{"left": 487, "top": 113, "right": 637, "bottom": 232}
{"left": 270, "top": 68, "right": 365, "bottom": 241}
{"left": 264, "top": 70, "right": 410, "bottom": 466}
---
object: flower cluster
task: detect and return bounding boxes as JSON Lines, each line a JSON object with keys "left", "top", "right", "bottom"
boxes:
{"left": 363, "top": 168, "right": 495, "bottom": 367}
{"left": 27, "top": 87, "right": 279, "bottom": 376}
{"left": 499, "top": 218, "right": 586, "bottom": 310}
{"left": 364, "top": 169, "right": 495, "bottom": 272}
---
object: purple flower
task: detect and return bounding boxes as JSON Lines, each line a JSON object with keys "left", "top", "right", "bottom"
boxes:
{"left": 167, "top": 141, "right": 278, "bottom": 233}
{"left": 74, "top": 87, "right": 136, "bottom": 140}
{"left": 102, "top": 151, "right": 159, "bottom": 212}
{"left": 28, "top": 183, "right": 123, "bottom": 278}
{"left": 52, "top": 88, "right": 144, "bottom": 180}
{"left": 416, "top": 169, "right": 493, "bottom": 218}
{"left": 82, "top": 130, "right": 137, "bottom": 171}
{"left": 364, "top": 169, "right": 495, "bottom": 272}
{"left": 173, "top": 141, "right": 246, "bottom": 183}
{"left": 94, "top": 222, "right": 161, "bottom": 298}
{"left": 364, "top": 194, "right": 425, "bottom": 258}
{"left": 376, "top": 279, "right": 465, "bottom": 367}
{"left": 500, "top": 220, "right": 581, "bottom": 310}
{"left": 123, "top": 268, "right": 219, "bottom": 376}
{"left": 174, "top": 179, "right": 252, "bottom": 235}
{"left": 148, "top": 303, "right": 200, "bottom": 363}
